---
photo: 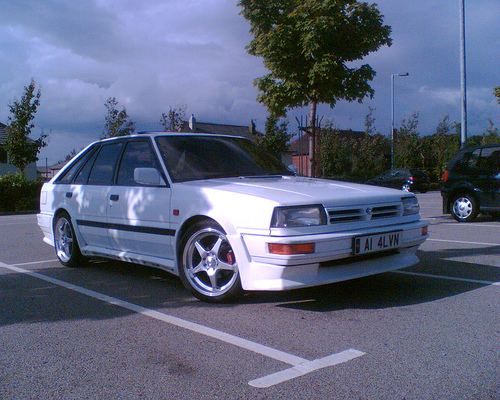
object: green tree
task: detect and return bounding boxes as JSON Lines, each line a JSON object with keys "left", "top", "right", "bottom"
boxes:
{"left": 102, "top": 97, "right": 135, "bottom": 138}
{"left": 428, "top": 115, "right": 460, "bottom": 180}
{"left": 255, "top": 115, "right": 292, "bottom": 161}
{"left": 5, "top": 78, "right": 47, "bottom": 176}
{"left": 394, "top": 112, "right": 421, "bottom": 169}
{"left": 494, "top": 87, "right": 500, "bottom": 104}
{"left": 239, "top": 0, "right": 392, "bottom": 177}
{"left": 160, "top": 104, "right": 187, "bottom": 132}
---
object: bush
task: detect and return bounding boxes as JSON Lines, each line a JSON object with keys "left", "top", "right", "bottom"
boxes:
{"left": 0, "top": 173, "right": 43, "bottom": 213}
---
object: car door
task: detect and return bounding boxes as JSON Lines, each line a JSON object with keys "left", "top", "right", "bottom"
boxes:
{"left": 107, "top": 138, "right": 175, "bottom": 263}
{"left": 476, "top": 147, "right": 500, "bottom": 208}
{"left": 66, "top": 141, "right": 124, "bottom": 250}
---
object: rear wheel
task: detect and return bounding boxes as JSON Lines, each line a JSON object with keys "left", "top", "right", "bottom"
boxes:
{"left": 451, "top": 194, "right": 478, "bottom": 222}
{"left": 54, "top": 212, "right": 85, "bottom": 267}
{"left": 179, "top": 220, "right": 242, "bottom": 302}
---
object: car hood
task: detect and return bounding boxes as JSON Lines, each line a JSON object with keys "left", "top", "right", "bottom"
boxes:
{"left": 179, "top": 176, "right": 409, "bottom": 207}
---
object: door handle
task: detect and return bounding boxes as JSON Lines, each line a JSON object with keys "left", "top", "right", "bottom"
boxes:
{"left": 110, "top": 194, "right": 119, "bottom": 201}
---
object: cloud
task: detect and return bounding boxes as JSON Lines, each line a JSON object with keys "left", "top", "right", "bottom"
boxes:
{"left": 0, "top": 0, "right": 498, "bottom": 164}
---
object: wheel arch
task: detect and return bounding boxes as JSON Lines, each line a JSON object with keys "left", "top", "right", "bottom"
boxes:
{"left": 52, "top": 207, "right": 86, "bottom": 249}
{"left": 176, "top": 215, "right": 222, "bottom": 256}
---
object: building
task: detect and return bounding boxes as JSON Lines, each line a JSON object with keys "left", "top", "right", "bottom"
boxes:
{"left": 180, "top": 115, "right": 258, "bottom": 140}
{"left": 0, "top": 122, "right": 37, "bottom": 180}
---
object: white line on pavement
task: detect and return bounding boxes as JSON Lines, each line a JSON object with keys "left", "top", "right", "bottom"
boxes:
{"left": 249, "top": 349, "right": 365, "bottom": 388}
{"left": 0, "top": 261, "right": 365, "bottom": 387}
{"left": 427, "top": 238, "right": 500, "bottom": 246}
{"left": 394, "top": 270, "right": 500, "bottom": 286}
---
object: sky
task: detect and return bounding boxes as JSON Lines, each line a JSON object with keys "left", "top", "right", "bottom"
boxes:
{"left": 0, "top": 0, "right": 499, "bottom": 165}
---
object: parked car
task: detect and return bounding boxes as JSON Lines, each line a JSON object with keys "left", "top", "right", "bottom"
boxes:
{"left": 366, "top": 169, "right": 430, "bottom": 193}
{"left": 38, "top": 133, "right": 429, "bottom": 302}
{"left": 441, "top": 144, "right": 500, "bottom": 222}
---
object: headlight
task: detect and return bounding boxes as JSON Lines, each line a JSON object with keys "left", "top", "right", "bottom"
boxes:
{"left": 402, "top": 196, "right": 420, "bottom": 216}
{"left": 271, "top": 205, "right": 327, "bottom": 228}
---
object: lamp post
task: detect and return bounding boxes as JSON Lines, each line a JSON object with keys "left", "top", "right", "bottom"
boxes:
{"left": 460, "top": 0, "right": 467, "bottom": 147}
{"left": 391, "top": 72, "right": 409, "bottom": 169}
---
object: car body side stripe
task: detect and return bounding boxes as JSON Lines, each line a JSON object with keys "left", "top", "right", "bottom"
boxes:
{"left": 76, "top": 219, "right": 175, "bottom": 236}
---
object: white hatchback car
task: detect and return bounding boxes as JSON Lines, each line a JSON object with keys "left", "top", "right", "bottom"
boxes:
{"left": 38, "top": 133, "right": 429, "bottom": 302}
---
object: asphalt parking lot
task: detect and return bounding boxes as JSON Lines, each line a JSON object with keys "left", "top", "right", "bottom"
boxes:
{"left": 1, "top": 191, "right": 499, "bottom": 399}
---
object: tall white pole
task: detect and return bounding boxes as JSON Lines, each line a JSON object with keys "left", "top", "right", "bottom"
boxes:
{"left": 460, "top": 0, "right": 467, "bottom": 147}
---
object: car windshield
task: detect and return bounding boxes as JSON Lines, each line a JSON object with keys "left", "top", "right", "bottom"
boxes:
{"left": 155, "top": 135, "right": 293, "bottom": 183}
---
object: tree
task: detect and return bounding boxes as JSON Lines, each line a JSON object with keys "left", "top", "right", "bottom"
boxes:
{"left": 102, "top": 97, "right": 135, "bottom": 138}
{"left": 160, "top": 104, "right": 187, "bottom": 132}
{"left": 428, "top": 115, "right": 460, "bottom": 180}
{"left": 394, "top": 112, "right": 421, "bottom": 169}
{"left": 255, "top": 115, "right": 292, "bottom": 161}
{"left": 239, "top": 0, "right": 392, "bottom": 177}
{"left": 5, "top": 78, "right": 47, "bottom": 175}
{"left": 495, "top": 87, "right": 500, "bottom": 104}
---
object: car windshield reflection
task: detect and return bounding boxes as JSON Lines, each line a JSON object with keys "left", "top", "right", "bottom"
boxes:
{"left": 155, "top": 135, "right": 293, "bottom": 182}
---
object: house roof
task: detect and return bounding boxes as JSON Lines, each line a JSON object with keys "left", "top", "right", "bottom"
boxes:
{"left": 179, "top": 115, "right": 258, "bottom": 140}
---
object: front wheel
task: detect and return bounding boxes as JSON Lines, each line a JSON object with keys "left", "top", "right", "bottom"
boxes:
{"left": 54, "top": 212, "right": 85, "bottom": 267}
{"left": 451, "top": 194, "right": 478, "bottom": 222}
{"left": 179, "top": 221, "right": 242, "bottom": 302}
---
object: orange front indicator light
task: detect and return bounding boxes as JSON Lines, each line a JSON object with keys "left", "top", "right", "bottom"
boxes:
{"left": 268, "top": 243, "right": 315, "bottom": 255}
{"left": 422, "top": 226, "right": 428, "bottom": 236}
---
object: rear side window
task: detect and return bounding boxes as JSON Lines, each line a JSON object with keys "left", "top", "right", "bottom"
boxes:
{"left": 467, "top": 149, "right": 481, "bottom": 168}
{"left": 478, "top": 147, "right": 500, "bottom": 170}
{"left": 56, "top": 146, "right": 97, "bottom": 184}
{"left": 87, "top": 142, "right": 124, "bottom": 185}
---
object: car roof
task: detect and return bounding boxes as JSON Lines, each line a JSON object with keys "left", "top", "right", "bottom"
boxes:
{"left": 98, "top": 132, "right": 246, "bottom": 144}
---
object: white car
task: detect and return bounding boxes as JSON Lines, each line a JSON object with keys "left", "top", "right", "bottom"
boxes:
{"left": 38, "top": 133, "right": 429, "bottom": 302}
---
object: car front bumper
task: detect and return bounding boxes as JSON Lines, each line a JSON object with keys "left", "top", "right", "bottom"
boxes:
{"left": 235, "top": 220, "right": 429, "bottom": 291}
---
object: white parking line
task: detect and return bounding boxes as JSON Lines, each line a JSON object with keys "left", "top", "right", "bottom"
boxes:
{"left": 0, "top": 261, "right": 365, "bottom": 388}
{"left": 394, "top": 270, "right": 500, "bottom": 286}
{"left": 427, "top": 238, "right": 500, "bottom": 246}
{"left": 249, "top": 349, "right": 365, "bottom": 388}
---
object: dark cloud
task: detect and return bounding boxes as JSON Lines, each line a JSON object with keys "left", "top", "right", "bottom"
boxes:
{"left": 0, "top": 0, "right": 498, "bottom": 164}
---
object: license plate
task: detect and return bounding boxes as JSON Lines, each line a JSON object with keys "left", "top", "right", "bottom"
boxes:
{"left": 353, "top": 231, "right": 401, "bottom": 255}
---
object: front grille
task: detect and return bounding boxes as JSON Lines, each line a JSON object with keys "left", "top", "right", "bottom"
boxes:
{"left": 327, "top": 202, "right": 402, "bottom": 224}
{"left": 328, "top": 208, "right": 365, "bottom": 223}
{"left": 371, "top": 205, "right": 400, "bottom": 219}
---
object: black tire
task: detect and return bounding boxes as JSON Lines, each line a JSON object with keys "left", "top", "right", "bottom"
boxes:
{"left": 178, "top": 220, "right": 242, "bottom": 302}
{"left": 450, "top": 194, "right": 479, "bottom": 222}
{"left": 53, "top": 212, "right": 86, "bottom": 267}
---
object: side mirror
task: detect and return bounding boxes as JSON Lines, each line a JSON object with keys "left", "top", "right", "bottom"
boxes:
{"left": 134, "top": 168, "right": 166, "bottom": 186}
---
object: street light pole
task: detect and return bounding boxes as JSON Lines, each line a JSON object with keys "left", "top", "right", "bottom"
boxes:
{"left": 460, "top": 0, "right": 467, "bottom": 147}
{"left": 391, "top": 72, "right": 409, "bottom": 169}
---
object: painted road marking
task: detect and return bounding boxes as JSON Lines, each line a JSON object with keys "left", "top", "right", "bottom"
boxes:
{"left": 427, "top": 238, "right": 500, "bottom": 246}
{"left": 394, "top": 270, "right": 500, "bottom": 286}
{"left": 249, "top": 349, "right": 365, "bottom": 388}
{"left": 0, "top": 261, "right": 364, "bottom": 387}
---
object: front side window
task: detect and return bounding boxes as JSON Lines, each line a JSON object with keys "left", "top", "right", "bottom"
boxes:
{"left": 116, "top": 140, "right": 162, "bottom": 186}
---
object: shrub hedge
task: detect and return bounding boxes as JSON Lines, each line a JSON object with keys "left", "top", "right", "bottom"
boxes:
{"left": 0, "top": 173, "right": 43, "bottom": 213}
